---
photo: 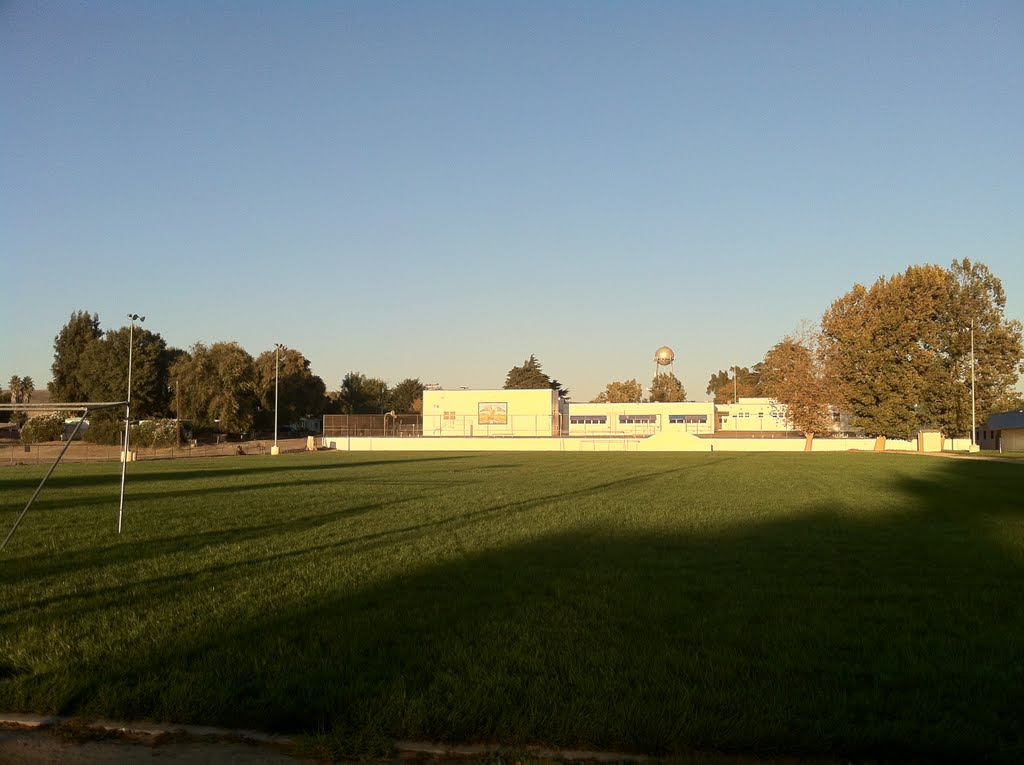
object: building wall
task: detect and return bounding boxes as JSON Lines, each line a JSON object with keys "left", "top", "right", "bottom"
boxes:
{"left": 713, "top": 397, "right": 793, "bottom": 432}
{"left": 320, "top": 433, "right": 921, "bottom": 453}
{"left": 567, "top": 401, "right": 715, "bottom": 436}
{"left": 978, "top": 426, "right": 1024, "bottom": 451}
{"left": 977, "top": 411, "right": 1024, "bottom": 451}
{"left": 422, "top": 389, "right": 562, "bottom": 437}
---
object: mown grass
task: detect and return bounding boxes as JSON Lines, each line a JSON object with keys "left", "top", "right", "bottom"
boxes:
{"left": 1, "top": 451, "right": 1022, "bottom": 762}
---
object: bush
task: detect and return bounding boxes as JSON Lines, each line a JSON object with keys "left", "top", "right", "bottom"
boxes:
{"left": 132, "top": 419, "right": 181, "bottom": 448}
{"left": 82, "top": 413, "right": 125, "bottom": 445}
{"left": 20, "top": 413, "right": 67, "bottom": 444}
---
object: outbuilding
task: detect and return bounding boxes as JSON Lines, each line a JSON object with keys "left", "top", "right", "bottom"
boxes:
{"left": 977, "top": 410, "right": 1024, "bottom": 451}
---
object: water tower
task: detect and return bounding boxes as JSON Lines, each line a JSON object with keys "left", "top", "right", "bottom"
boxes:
{"left": 653, "top": 345, "right": 676, "bottom": 378}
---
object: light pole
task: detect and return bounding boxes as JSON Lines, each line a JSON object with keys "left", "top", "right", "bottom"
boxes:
{"left": 732, "top": 366, "right": 738, "bottom": 404}
{"left": 970, "top": 320, "right": 977, "bottom": 450}
{"left": 118, "top": 313, "right": 145, "bottom": 533}
{"left": 271, "top": 343, "right": 285, "bottom": 455}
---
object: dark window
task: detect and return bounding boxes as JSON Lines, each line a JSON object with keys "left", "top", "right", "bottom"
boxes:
{"left": 619, "top": 415, "right": 657, "bottom": 424}
{"left": 669, "top": 414, "right": 708, "bottom": 424}
{"left": 570, "top": 415, "right": 607, "bottom": 425}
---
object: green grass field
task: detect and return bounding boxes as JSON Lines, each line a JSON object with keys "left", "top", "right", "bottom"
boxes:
{"left": 1, "top": 452, "right": 1022, "bottom": 762}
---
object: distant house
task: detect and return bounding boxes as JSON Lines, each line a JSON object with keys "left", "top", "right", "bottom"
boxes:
{"left": 977, "top": 410, "right": 1024, "bottom": 451}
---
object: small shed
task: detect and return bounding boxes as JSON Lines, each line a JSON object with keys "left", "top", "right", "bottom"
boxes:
{"left": 917, "top": 429, "right": 944, "bottom": 452}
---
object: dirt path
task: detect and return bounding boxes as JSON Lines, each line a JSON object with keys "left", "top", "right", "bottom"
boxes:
{"left": 0, "top": 720, "right": 319, "bottom": 764}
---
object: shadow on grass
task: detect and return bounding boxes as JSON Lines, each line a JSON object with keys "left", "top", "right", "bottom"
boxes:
{"left": 2, "top": 457, "right": 1022, "bottom": 763}
{"left": 0, "top": 453, "right": 479, "bottom": 493}
{"left": 4, "top": 462, "right": 700, "bottom": 589}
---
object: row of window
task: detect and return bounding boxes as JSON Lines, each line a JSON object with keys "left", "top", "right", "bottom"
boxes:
{"left": 668, "top": 415, "right": 709, "bottom": 424}
{"left": 569, "top": 414, "right": 709, "bottom": 425}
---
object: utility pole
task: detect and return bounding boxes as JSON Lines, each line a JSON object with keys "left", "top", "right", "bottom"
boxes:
{"left": 272, "top": 343, "right": 285, "bottom": 455}
{"left": 970, "top": 320, "right": 976, "bottom": 450}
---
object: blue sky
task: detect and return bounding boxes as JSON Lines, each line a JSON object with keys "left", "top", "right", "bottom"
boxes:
{"left": 3, "top": 1, "right": 1022, "bottom": 402}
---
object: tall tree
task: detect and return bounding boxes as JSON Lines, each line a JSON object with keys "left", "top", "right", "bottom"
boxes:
{"left": 760, "top": 333, "right": 835, "bottom": 445}
{"left": 77, "top": 325, "right": 172, "bottom": 418}
{"left": 926, "top": 258, "right": 1024, "bottom": 435}
{"left": 7, "top": 375, "right": 32, "bottom": 425}
{"left": 337, "top": 372, "right": 390, "bottom": 414}
{"left": 171, "top": 342, "right": 257, "bottom": 433}
{"left": 19, "top": 377, "right": 34, "bottom": 404}
{"left": 388, "top": 378, "right": 426, "bottom": 413}
{"left": 254, "top": 347, "right": 328, "bottom": 428}
{"left": 649, "top": 372, "right": 686, "bottom": 403}
{"left": 706, "top": 366, "right": 761, "bottom": 403}
{"left": 8, "top": 375, "right": 34, "bottom": 404}
{"left": 49, "top": 310, "right": 102, "bottom": 402}
{"left": 8, "top": 376, "right": 22, "bottom": 404}
{"left": 592, "top": 379, "right": 643, "bottom": 403}
{"left": 821, "top": 260, "right": 1022, "bottom": 439}
{"left": 504, "top": 355, "right": 568, "bottom": 397}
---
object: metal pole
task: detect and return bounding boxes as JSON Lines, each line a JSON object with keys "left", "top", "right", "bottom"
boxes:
{"left": 118, "top": 314, "right": 143, "bottom": 533}
{"left": 733, "top": 367, "right": 738, "bottom": 404}
{"left": 274, "top": 346, "right": 280, "bottom": 449}
{"left": 272, "top": 343, "right": 284, "bottom": 454}
{"left": 970, "top": 320, "right": 976, "bottom": 448}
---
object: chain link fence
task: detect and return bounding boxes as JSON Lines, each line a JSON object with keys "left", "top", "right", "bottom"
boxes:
{"left": 0, "top": 437, "right": 314, "bottom": 466}
{"left": 323, "top": 415, "right": 422, "bottom": 438}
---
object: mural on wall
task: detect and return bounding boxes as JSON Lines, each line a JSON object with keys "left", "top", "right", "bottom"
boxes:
{"left": 478, "top": 402, "right": 508, "bottom": 425}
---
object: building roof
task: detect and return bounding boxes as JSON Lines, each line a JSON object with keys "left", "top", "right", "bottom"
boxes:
{"left": 985, "top": 410, "right": 1024, "bottom": 430}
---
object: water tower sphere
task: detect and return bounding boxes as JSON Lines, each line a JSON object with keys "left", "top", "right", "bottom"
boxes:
{"left": 655, "top": 346, "right": 675, "bottom": 366}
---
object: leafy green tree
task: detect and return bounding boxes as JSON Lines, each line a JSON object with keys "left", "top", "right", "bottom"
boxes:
{"left": 592, "top": 379, "right": 643, "bottom": 403}
{"left": 171, "top": 342, "right": 257, "bottom": 433}
{"left": 649, "top": 372, "right": 686, "bottom": 403}
{"left": 49, "top": 310, "right": 101, "bottom": 402}
{"left": 338, "top": 372, "right": 390, "bottom": 414}
{"left": 254, "top": 347, "right": 328, "bottom": 428}
{"left": 926, "top": 259, "right": 1024, "bottom": 435}
{"left": 760, "top": 333, "right": 835, "bottom": 443}
{"left": 77, "top": 325, "right": 171, "bottom": 418}
{"left": 821, "top": 260, "right": 1022, "bottom": 439}
{"left": 388, "top": 378, "right": 426, "bottom": 413}
{"left": 821, "top": 266, "right": 947, "bottom": 440}
{"left": 706, "top": 366, "right": 761, "bottom": 403}
{"left": 504, "top": 355, "right": 568, "bottom": 397}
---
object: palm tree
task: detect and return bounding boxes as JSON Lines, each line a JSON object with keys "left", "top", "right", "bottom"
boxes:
{"left": 19, "top": 376, "right": 34, "bottom": 405}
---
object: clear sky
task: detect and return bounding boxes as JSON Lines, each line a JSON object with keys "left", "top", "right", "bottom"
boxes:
{"left": 3, "top": 1, "right": 1022, "bottom": 402}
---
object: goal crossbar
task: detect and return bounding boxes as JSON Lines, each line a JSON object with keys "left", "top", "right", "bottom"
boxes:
{"left": 1, "top": 401, "right": 128, "bottom": 552}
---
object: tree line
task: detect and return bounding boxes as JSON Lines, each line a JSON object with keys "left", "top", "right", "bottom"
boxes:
{"left": 1, "top": 310, "right": 434, "bottom": 442}
{"left": 7, "top": 259, "right": 1020, "bottom": 444}
{"left": 590, "top": 371, "right": 687, "bottom": 403}
{"left": 587, "top": 259, "right": 1022, "bottom": 442}
{"left": 707, "top": 259, "right": 1023, "bottom": 441}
